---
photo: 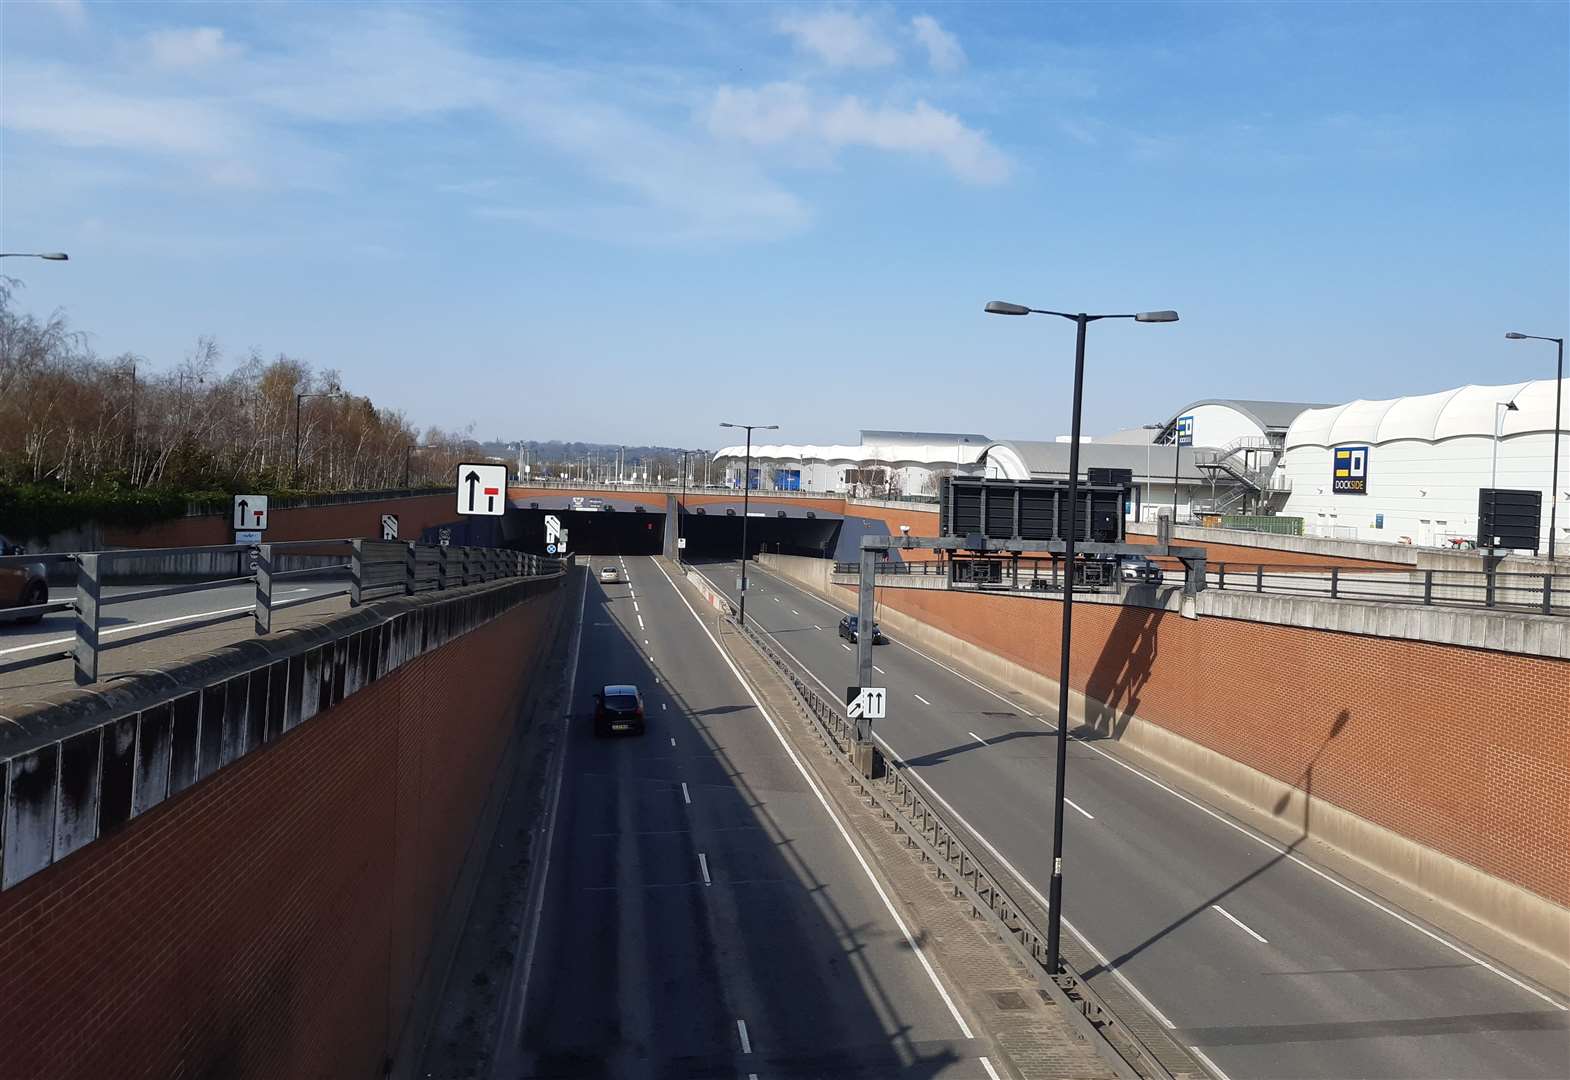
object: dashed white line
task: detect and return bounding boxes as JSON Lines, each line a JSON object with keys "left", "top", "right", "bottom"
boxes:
{"left": 873, "top": 665, "right": 885, "bottom": 675}
{"left": 791, "top": 609, "right": 800, "bottom": 615}
{"left": 914, "top": 693, "right": 932, "bottom": 706}
{"left": 1212, "top": 904, "right": 1268, "bottom": 943}
{"left": 669, "top": 736, "right": 676, "bottom": 747}
{"left": 736, "top": 1018, "right": 752, "bottom": 1054}
{"left": 967, "top": 730, "right": 988, "bottom": 747}
{"left": 643, "top": 639, "right": 649, "bottom": 645}
{"left": 812, "top": 624, "right": 821, "bottom": 631}
{"left": 637, "top": 615, "right": 645, "bottom": 630}
{"left": 681, "top": 782, "right": 691, "bottom": 805}
{"left": 1064, "top": 797, "right": 1095, "bottom": 821}
{"left": 698, "top": 852, "right": 711, "bottom": 886}
{"left": 633, "top": 601, "right": 639, "bottom": 612}
{"left": 840, "top": 642, "right": 851, "bottom": 651}
{"left": 661, "top": 703, "right": 667, "bottom": 711}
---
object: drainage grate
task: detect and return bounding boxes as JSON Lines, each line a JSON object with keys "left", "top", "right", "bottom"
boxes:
{"left": 989, "top": 990, "right": 1030, "bottom": 1011}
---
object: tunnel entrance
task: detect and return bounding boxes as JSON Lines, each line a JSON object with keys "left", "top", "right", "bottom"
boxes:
{"left": 507, "top": 508, "right": 665, "bottom": 556}
{"left": 680, "top": 511, "right": 842, "bottom": 560}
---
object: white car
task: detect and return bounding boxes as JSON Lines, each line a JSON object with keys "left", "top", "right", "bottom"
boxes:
{"left": 599, "top": 565, "right": 618, "bottom": 583}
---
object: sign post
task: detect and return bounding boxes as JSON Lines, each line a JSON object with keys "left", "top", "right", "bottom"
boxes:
{"left": 1173, "top": 416, "right": 1193, "bottom": 519}
{"left": 233, "top": 494, "right": 269, "bottom": 531}
{"left": 845, "top": 687, "right": 887, "bottom": 722}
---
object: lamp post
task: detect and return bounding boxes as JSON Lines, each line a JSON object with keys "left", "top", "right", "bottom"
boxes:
{"left": 677, "top": 449, "right": 697, "bottom": 563}
{"left": 1142, "top": 422, "right": 1164, "bottom": 523}
{"left": 294, "top": 391, "right": 343, "bottom": 486}
{"left": 984, "top": 299, "right": 1178, "bottom": 977}
{"left": 1507, "top": 332, "right": 1565, "bottom": 559}
{"left": 1492, "top": 399, "right": 1521, "bottom": 490}
{"left": 0, "top": 252, "right": 68, "bottom": 261}
{"left": 720, "top": 422, "right": 778, "bottom": 626}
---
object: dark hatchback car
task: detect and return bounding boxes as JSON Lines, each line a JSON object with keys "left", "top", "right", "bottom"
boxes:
{"left": 837, "top": 615, "right": 886, "bottom": 645}
{"left": 593, "top": 683, "right": 646, "bottom": 737}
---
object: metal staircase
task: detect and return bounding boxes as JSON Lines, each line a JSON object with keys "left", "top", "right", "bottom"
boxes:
{"left": 1192, "top": 434, "right": 1288, "bottom": 514}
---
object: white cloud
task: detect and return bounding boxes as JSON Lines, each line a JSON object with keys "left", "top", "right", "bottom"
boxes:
{"left": 910, "top": 15, "right": 964, "bottom": 73}
{"left": 708, "top": 82, "right": 1010, "bottom": 185}
{"left": 776, "top": 9, "right": 896, "bottom": 68}
{"left": 145, "top": 27, "right": 238, "bottom": 70}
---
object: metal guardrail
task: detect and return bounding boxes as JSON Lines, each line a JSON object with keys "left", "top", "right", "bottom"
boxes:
{"left": 727, "top": 613, "right": 1189, "bottom": 1080}
{"left": 1, "top": 540, "right": 559, "bottom": 685}
{"left": 835, "top": 557, "right": 1570, "bottom": 616}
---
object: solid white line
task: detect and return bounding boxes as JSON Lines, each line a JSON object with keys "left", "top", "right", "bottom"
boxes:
{"left": 744, "top": 562, "right": 1570, "bottom": 1012}
{"left": 1065, "top": 797, "right": 1095, "bottom": 821}
{"left": 681, "top": 782, "right": 691, "bottom": 805}
{"left": 495, "top": 569, "right": 587, "bottom": 1065}
{"left": 979, "top": 1057, "right": 1003, "bottom": 1080}
{"left": 649, "top": 556, "right": 978, "bottom": 1040}
{"left": 736, "top": 1018, "right": 752, "bottom": 1054}
{"left": 698, "top": 852, "right": 711, "bottom": 886}
{"left": 840, "top": 642, "right": 851, "bottom": 651}
{"left": 914, "top": 693, "right": 932, "bottom": 706}
{"left": 0, "top": 602, "right": 255, "bottom": 656}
{"left": 1190, "top": 1046, "right": 1234, "bottom": 1080}
{"left": 1212, "top": 904, "right": 1268, "bottom": 943}
{"left": 967, "top": 730, "right": 987, "bottom": 747}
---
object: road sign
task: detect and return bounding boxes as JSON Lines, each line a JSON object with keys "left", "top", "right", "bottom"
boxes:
{"left": 457, "top": 462, "right": 507, "bottom": 516}
{"left": 233, "top": 494, "right": 268, "bottom": 531}
{"left": 846, "top": 687, "right": 886, "bottom": 721}
{"left": 571, "top": 496, "right": 584, "bottom": 509}
{"left": 381, "top": 514, "right": 399, "bottom": 540}
{"left": 438, "top": 527, "right": 451, "bottom": 548}
{"left": 546, "top": 543, "right": 558, "bottom": 555}
{"left": 235, "top": 530, "right": 262, "bottom": 544}
{"left": 677, "top": 537, "right": 687, "bottom": 550}
{"left": 545, "top": 514, "right": 563, "bottom": 545}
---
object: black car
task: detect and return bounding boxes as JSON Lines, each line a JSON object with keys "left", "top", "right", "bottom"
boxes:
{"left": 837, "top": 615, "right": 885, "bottom": 645}
{"left": 593, "top": 683, "right": 646, "bottom": 737}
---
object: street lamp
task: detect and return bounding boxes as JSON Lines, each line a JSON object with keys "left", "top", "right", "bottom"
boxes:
{"left": 1507, "top": 331, "right": 1565, "bottom": 559}
{"left": 984, "top": 298, "right": 1178, "bottom": 978}
{"left": 720, "top": 422, "right": 778, "bottom": 626}
{"left": 294, "top": 391, "right": 343, "bottom": 486}
{"left": 0, "top": 252, "right": 68, "bottom": 260}
{"left": 1492, "top": 399, "right": 1520, "bottom": 490}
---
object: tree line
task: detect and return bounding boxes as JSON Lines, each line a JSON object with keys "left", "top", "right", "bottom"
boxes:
{"left": 0, "top": 280, "right": 480, "bottom": 496}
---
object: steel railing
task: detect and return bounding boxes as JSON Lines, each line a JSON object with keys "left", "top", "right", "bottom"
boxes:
{"left": 727, "top": 613, "right": 1185, "bottom": 1080}
{"left": 1, "top": 540, "right": 561, "bottom": 685}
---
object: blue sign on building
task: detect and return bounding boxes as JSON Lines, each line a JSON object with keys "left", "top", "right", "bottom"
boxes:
{"left": 775, "top": 469, "right": 801, "bottom": 491}
{"left": 1333, "top": 446, "right": 1370, "bottom": 494}
{"left": 1176, "top": 415, "right": 1195, "bottom": 447}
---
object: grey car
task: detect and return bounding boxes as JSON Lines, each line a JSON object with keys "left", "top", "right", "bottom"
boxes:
{"left": 0, "top": 534, "right": 50, "bottom": 624}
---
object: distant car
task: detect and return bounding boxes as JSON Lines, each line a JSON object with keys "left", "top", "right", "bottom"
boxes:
{"left": 594, "top": 683, "right": 645, "bottom": 737}
{"left": 600, "top": 565, "right": 618, "bottom": 582}
{"left": 0, "top": 534, "right": 49, "bottom": 625}
{"left": 1120, "top": 555, "right": 1163, "bottom": 585}
{"left": 838, "top": 615, "right": 886, "bottom": 645}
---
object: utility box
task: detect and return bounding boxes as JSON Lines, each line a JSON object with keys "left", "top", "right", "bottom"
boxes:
{"left": 1477, "top": 489, "right": 1542, "bottom": 552}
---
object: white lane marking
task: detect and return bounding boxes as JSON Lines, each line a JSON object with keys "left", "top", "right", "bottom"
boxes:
{"left": 743, "top": 563, "right": 1570, "bottom": 1012}
{"left": 649, "top": 556, "right": 978, "bottom": 1040}
{"left": 681, "top": 782, "right": 691, "bottom": 805}
{"left": 0, "top": 603, "right": 251, "bottom": 656}
{"left": 698, "top": 852, "right": 712, "bottom": 886}
{"left": 914, "top": 693, "right": 932, "bottom": 706}
{"left": 812, "top": 625, "right": 821, "bottom": 631}
{"left": 840, "top": 642, "right": 851, "bottom": 651}
{"left": 736, "top": 1018, "right": 752, "bottom": 1054}
{"left": 1212, "top": 904, "right": 1268, "bottom": 943}
{"left": 637, "top": 615, "right": 645, "bottom": 630}
{"left": 670, "top": 736, "right": 676, "bottom": 746}
{"left": 643, "top": 639, "right": 649, "bottom": 645}
{"left": 967, "top": 730, "right": 988, "bottom": 747}
{"left": 1065, "top": 797, "right": 1095, "bottom": 821}
{"left": 980, "top": 1057, "right": 1002, "bottom": 1080}
{"left": 633, "top": 601, "right": 639, "bottom": 612}
{"left": 648, "top": 654, "right": 655, "bottom": 661}
{"left": 791, "top": 609, "right": 800, "bottom": 615}
{"left": 1190, "top": 1046, "right": 1234, "bottom": 1080}
{"left": 496, "top": 569, "right": 588, "bottom": 1064}
{"left": 662, "top": 703, "right": 667, "bottom": 711}
{"left": 873, "top": 665, "right": 885, "bottom": 675}
{"left": 773, "top": 596, "right": 779, "bottom": 602}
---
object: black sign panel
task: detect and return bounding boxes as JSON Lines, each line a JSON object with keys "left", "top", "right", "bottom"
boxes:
{"left": 939, "top": 477, "right": 1127, "bottom": 544}
{"left": 1477, "top": 488, "right": 1542, "bottom": 552}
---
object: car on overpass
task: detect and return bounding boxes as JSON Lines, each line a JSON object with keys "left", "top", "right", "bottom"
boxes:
{"left": 1119, "top": 555, "right": 1163, "bottom": 585}
{"left": 0, "top": 535, "right": 49, "bottom": 625}
{"left": 838, "top": 615, "right": 886, "bottom": 645}
{"left": 593, "top": 684, "right": 645, "bottom": 737}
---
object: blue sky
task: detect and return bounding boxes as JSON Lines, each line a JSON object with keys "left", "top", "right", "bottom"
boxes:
{"left": 3, "top": 0, "right": 1566, "bottom": 447}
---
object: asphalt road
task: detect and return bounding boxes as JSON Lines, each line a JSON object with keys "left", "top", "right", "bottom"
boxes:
{"left": 692, "top": 557, "right": 1570, "bottom": 1080}
{"left": 496, "top": 556, "right": 1004, "bottom": 1079}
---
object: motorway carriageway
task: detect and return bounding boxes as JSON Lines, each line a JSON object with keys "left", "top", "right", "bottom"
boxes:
{"left": 493, "top": 556, "right": 1004, "bottom": 1079}
{"left": 691, "top": 558, "right": 1570, "bottom": 1080}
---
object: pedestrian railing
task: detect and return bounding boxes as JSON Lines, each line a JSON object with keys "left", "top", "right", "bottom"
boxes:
{"left": 727, "top": 613, "right": 1188, "bottom": 1080}
{"left": 1, "top": 540, "right": 559, "bottom": 686}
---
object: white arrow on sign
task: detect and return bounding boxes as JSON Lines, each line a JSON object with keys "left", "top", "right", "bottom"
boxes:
{"left": 545, "top": 514, "right": 563, "bottom": 544}
{"left": 846, "top": 687, "right": 886, "bottom": 720}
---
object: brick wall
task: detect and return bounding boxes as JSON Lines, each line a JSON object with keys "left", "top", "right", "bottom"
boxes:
{"left": 105, "top": 492, "right": 467, "bottom": 548}
{"left": 1125, "top": 528, "right": 1401, "bottom": 570}
{"left": 0, "top": 582, "right": 562, "bottom": 1079}
{"left": 862, "top": 585, "right": 1570, "bottom": 907}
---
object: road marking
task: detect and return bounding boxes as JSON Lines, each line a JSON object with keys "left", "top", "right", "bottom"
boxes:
{"left": 980, "top": 1058, "right": 1002, "bottom": 1080}
{"left": 967, "top": 730, "right": 987, "bottom": 747}
{"left": 1190, "top": 1047, "right": 1233, "bottom": 1080}
{"left": 741, "top": 561, "right": 1570, "bottom": 1013}
{"left": 791, "top": 609, "right": 799, "bottom": 615}
{"left": 643, "top": 639, "right": 649, "bottom": 645}
{"left": 873, "top": 665, "right": 885, "bottom": 675}
{"left": 670, "top": 736, "right": 676, "bottom": 746}
{"left": 1212, "top": 904, "right": 1268, "bottom": 943}
{"left": 0, "top": 603, "right": 254, "bottom": 656}
{"left": 736, "top": 1018, "right": 752, "bottom": 1054}
{"left": 914, "top": 693, "right": 931, "bottom": 706}
{"left": 812, "top": 625, "right": 821, "bottom": 631}
{"left": 637, "top": 615, "right": 645, "bottom": 630}
{"left": 773, "top": 596, "right": 779, "bottom": 602}
{"left": 494, "top": 569, "right": 587, "bottom": 1070}
{"left": 649, "top": 654, "right": 655, "bottom": 661}
{"left": 698, "top": 852, "right": 711, "bottom": 886}
{"left": 1065, "top": 797, "right": 1095, "bottom": 820}
{"left": 681, "top": 782, "right": 691, "bottom": 805}
{"left": 649, "top": 556, "right": 978, "bottom": 1040}
{"left": 661, "top": 703, "right": 667, "bottom": 711}
{"left": 633, "top": 601, "right": 639, "bottom": 612}
{"left": 840, "top": 642, "right": 851, "bottom": 651}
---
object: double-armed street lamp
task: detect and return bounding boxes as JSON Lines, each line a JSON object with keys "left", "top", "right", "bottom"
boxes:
{"left": 984, "top": 299, "right": 1178, "bottom": 977}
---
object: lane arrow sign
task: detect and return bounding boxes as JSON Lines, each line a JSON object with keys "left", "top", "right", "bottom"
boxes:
{"left": 465, "top": 470, "right": 480, "bottom": 512}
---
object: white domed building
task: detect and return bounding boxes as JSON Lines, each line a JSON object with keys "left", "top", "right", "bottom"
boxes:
{"left": 1279, "top": 379, "right": 1569, "bottom": 551}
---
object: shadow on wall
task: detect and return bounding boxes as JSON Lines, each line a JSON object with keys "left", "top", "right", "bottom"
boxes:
{"left": 1081, "top": 605, "right": 1162, "bottom": 741}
